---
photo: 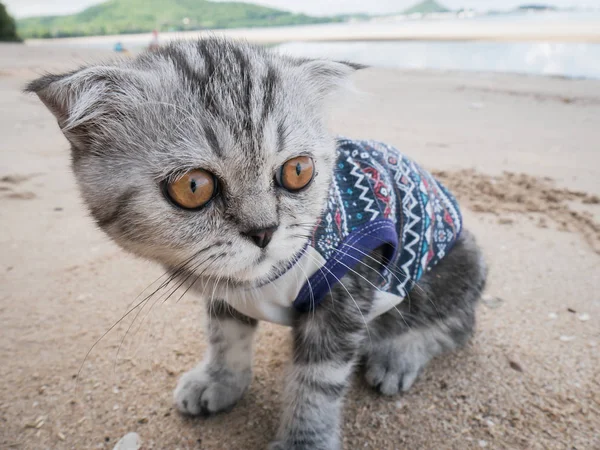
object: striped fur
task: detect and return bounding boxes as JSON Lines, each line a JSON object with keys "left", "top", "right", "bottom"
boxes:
{"left": 26, "top": 38, "right": 486, "bottom": 450}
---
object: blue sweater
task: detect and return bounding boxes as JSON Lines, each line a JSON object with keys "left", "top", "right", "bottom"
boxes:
{"left": 293, "top": 138, "right": 463, "bottom": 312}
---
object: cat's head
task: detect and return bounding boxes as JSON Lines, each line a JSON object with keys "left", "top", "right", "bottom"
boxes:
{"left": 27, "top": 38, "right": 362, "bottom": 285}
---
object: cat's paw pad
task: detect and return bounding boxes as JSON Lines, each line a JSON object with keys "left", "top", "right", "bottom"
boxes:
{"left": 364, "top": 345, "right": 429, "bottom": 396}
{"left": 173, "top": 364, "right": 251, "bottom": 416}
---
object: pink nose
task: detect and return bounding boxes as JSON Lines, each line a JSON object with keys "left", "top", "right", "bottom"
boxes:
{"left": 243, "top": 226, "right": 277, "bottom": 249}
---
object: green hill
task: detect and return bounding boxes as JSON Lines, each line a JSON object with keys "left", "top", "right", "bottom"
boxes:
{"left": 403, "top": 0, "right": 450, "bottom": 14}
{"left": 1, "top": 1, "right": 21, "bottom": 41}
{"left": 17, "top": 0, "right": 336, "bottom": 39}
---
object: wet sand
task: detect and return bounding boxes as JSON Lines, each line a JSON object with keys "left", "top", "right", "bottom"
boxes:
{"left": 0, "top": 44, "right": 599, "bottom": 449}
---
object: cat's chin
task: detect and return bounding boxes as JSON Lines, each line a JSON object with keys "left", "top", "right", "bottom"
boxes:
{"left": 225, "top": 259, "right": 282, "bottom": 286}
{"left": 214, "top": 244, "right": 307, "bottom": 288}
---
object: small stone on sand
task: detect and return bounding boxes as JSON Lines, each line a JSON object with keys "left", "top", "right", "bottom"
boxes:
{"left": 113, "top": 432, "right": 141, "bottom": 450}
{"left": 559, "top": 335, "right": 576, "bottom": 342}
{"left": 578, "top": 313, "right": 590, "bottom": 321}
{"left": 482, "top": 295, "right": 504, "bottom": 309}
{"left": 509, "top": 360, "right": 524, "bottom": 372}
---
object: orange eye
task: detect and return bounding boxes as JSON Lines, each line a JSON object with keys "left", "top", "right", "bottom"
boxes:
{"left": 166, "top": 169, "right": 216, "bottom": 210}
{"left": 277, "top": 156, "right": 315, "bottom": 192}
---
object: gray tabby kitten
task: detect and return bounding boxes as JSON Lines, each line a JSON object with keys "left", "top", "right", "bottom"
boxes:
{"left": 27, "top": 38, "right": 487, "bottom": 450}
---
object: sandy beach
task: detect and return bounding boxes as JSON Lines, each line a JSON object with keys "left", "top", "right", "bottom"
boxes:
{"left": 0, "top": 43, "right": 599, "bottom": 450}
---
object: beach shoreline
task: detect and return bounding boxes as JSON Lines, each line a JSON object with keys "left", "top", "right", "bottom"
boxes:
{"left": 24, "top": 14, "right": 600, "bottom": 48}
{"left": 1, "top": 45, "right": 599, "bottom": 450}
{"left": 20, "top": 15, "right": 600, "bottom": 81}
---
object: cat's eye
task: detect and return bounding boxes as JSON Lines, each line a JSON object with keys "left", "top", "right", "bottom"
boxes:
{"left": 165, "top": 169, "right": 217, "bottom": 210}
{"left": 276, "top": 156, "right": 315, "bottom": 192}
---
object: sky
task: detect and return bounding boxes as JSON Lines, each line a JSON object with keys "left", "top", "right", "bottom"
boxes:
{"left": 3, "top": 0, "right": 599, "bottom": 18}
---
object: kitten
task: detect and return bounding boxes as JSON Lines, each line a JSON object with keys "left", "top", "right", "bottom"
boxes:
{"left": 27, "top": 38, "right": 487, "bottom": 450}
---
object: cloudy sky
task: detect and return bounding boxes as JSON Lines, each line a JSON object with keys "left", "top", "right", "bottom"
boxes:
{"left": 4, "top": 0, "right": 598, "bottom": 18}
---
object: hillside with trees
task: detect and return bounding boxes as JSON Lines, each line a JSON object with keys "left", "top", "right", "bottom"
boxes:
{"left": 17, "top": 0, "right": 337, "bottom": 39}
{"left": 0, "top": 1, "right": 21, "bottom": 41}
{"left": 403, "top": 0, "right": 450, "bottom": 15}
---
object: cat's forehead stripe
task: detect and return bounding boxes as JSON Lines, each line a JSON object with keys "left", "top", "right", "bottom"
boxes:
{"left": 259, "top": 65, "right": 278, "bottom": 137}
{"left": 276, "top": 122, "right": 287, "bottom": 154}
{"left": 162, "top": 46, "right": 205, "bottom": 95}
{"left": 202, "top": 123, "right": 222, "bottom": 157}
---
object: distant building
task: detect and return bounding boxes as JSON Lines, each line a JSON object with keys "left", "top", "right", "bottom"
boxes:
{"left": 518, "top": 4, "right": 557, "bottom": 11}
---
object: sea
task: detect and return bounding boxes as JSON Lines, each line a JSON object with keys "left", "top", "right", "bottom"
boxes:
{"left": 26, "top": 11, "right": 600, "bottom": 80}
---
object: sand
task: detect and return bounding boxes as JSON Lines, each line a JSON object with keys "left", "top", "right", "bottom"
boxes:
{"left": 0, "top": 43, "right": 599, "bottom": 450}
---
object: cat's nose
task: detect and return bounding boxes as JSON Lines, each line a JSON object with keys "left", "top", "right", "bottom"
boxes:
{"left": 243, "top": 225, "right": 278, "bottom": 249}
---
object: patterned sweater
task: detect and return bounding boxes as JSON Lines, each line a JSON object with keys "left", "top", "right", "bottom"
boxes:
{"left": 227, "top": 139, "right": 463, "bottom": 326}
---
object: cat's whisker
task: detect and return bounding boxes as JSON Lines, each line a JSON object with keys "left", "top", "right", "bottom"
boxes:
{"left": 292, "top": 223, "right": 433, "bottom": 303}
{"left": 339, "top": 240, "right": 438, "bottom": 314}
{"left": 326, "top": 249, "right": 410, "bottom": 330}
{"left": 209, "top": 266, "right": 225, "bottom": 308}
{"left": 288, "top": 232, "right": 379, "bottom": 320}
{"left": 200, "top": 269, "right": 219, "bottom": 330}
{"left": 288, "top": 228, "right": 418, "bottom": 296}
{"left": 174, "top": 255, "right": 224, "bottom": 306}
{"left": 326, "top": 241, "right": 422, "bottom": 321}
{"left": 162, "top": 254, "right": 224, "bottom": 306}
{"left": 300, "top": 243, "right": 410, "bottom": 327}
{"left": 76, "top": 268, "right": 182, "bottom": 392}
{"left": 207, "top": 263, "right": 232, "bottom": 323}
{"left": 301, "top": 250, "right": 372, "bottom": 342}
{"left": 288, "top": 231, "right": 415, "bottom": 329}
{"left": 194, "top": 256, "right": 232, "bottom": 331}
{"left": 204, "top": 255, "right": 238, "bottom": 329}
{"left": 291, "top": 253, "right": 317, "bottom": 321}
{"left": 113, "top": 251, "right": 221, "bottom": 375}
{"left": 124, "top": 250, "right": 200, "bottom": 310}
{"left": 220, "top": 273, "right": 232, "bottom": 307}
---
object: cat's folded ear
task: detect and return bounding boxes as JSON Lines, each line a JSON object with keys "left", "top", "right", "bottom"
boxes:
{"left": 25, "top": 66, "right": 142, "bottom": 148}
{"left": 294, "top": 59, "right": 367, "bottom": 98}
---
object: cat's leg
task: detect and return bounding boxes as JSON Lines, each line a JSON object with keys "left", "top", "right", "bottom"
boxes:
{"left": 270, "top": 251, "right": 384, "bottom": 450}
{"left": 364, "top": 229, "right": 487, "bottom": 395}
{"left": 174, "top": 299, "right": 257, "bottom": 416}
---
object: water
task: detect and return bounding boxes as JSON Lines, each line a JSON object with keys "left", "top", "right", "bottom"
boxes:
{"left": 25, "top": 11, "right": 600, "bottom": 80}
{"left": 275, "top": 11, "right": 600, "bottom": 79}
{"left": 277, "top": 41, "right": 600, "bottom": 79}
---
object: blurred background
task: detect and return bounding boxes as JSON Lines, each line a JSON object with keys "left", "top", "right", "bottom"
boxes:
{"left": 1, "top": 1, "right": 599, "bottom": 450}
{"left": 2, "top": 0, "right": 600, "bottom": 78}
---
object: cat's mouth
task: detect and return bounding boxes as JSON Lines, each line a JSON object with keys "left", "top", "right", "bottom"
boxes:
{"left": 211, "top": 240, "right": 308, "bottom": 289}
{"left": 253, "top": 243, "right": 308, "bottom": 286}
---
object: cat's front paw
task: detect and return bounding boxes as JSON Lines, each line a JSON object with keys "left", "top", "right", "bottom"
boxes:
{"left": 174, "top": 362, "right": 251, "bottom": 416}
{"left": 364, "top": 342, "right": 428, "bottom": 396}
{"left": 268, "top": 440, "right": 338, "bottom": 450}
